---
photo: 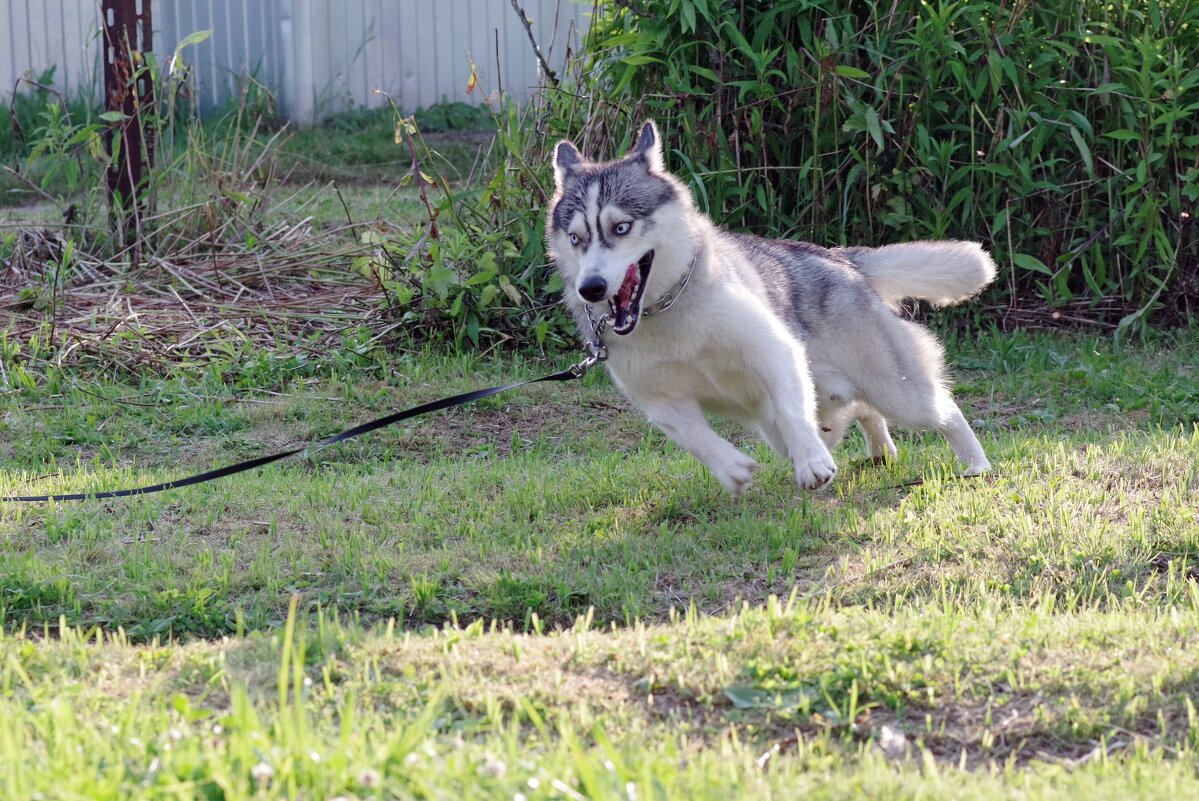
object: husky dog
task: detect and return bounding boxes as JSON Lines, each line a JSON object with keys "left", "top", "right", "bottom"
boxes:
{"left": 546, "top": 121, "right": 994, "bottom": 494}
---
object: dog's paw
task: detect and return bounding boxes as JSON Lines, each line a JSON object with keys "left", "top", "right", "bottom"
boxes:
{"left": 795, "top": 453, "right": 838, "bottom": 490}
{"left": 712, "top": 453, "right": 759, "bottom": 495}
{"left": 960, "top": 456, "right": 992, "bottom": 477}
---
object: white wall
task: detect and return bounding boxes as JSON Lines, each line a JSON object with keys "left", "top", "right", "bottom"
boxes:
{"left": 1, "top": 1, "right": 103, "bottom": 98}
{"left": 1, "top": 0, "right": 590, "bottom": 122}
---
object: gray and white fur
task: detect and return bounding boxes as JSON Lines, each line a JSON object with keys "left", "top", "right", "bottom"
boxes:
{"left": 547, "top": 120, "right": 994, "bottom": 494}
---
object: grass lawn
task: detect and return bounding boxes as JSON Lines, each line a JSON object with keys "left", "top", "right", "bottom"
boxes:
{"left": 2, "top": 324, "right": 1198, "bottom": 798}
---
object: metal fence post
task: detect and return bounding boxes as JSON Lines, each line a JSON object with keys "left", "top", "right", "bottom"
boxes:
{"left": 101, "top": 0, "right": 155, "bottom": 259}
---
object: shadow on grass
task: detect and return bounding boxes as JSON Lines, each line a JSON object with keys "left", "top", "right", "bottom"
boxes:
{"left": 2, "top": 329, "right": 1198, "bottom": 640}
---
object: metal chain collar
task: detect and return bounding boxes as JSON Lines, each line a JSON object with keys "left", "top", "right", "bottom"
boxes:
{"left": 569, "top": 305, "right": 610, "bottom": 377}
{"left": 640, "top": 251, "right": 697, "bottom": 319}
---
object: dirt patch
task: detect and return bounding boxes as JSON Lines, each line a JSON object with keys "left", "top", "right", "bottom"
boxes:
{"left": 382, "top": 396, "right": 648, "bottom": 460}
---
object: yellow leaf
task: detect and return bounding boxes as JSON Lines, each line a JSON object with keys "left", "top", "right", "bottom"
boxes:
{"left": 498, "top": 276, "right": 523, "bottom": 305}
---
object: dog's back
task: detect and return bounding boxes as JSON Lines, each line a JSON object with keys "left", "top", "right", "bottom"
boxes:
{"left": 713, "top": 231, "right": 880, "bottom": 337}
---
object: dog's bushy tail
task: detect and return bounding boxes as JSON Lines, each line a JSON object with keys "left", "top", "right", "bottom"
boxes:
{"left": 834, "top": 241, "right": 996, "bottom": 307}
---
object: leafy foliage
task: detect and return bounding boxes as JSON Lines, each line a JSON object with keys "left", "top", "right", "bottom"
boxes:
{"left": 482, "top": 0, "right": 1196, "bottom": 336}
{"left": 382, "top": 0, "right": 1199, "bottom": 348}
{"left": 0, "top": 68, "right": 101, "bottom": 201}
{"left": 355, "top": 102, "right": 573, "bottom": 351}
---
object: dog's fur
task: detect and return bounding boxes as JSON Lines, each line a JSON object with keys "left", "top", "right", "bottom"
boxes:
{"left": 546, "top": 121, "right": 994, "bottom": 494}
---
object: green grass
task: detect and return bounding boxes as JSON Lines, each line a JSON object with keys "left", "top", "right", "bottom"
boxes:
{"left": 2, "top": 328, "right": 1199, "bottom": 795}
{"left": 2, "top": 97, "right": 493, "bottom": 210}
{"left": 4, "top": 594, "right": 1199, "bottom": 798}
{"left": 271, "top": 104, "right": 495, "bottom": 185}
{"left": 3, "top": 328, "right": 1197, "bottom": 635}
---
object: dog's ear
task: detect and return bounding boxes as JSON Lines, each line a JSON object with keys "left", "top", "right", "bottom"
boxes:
{"left": 631, "top": 120, "right": 665, "bottom": 172}
{"left": 553, "top": 140, "right": 581, "bottom": 189}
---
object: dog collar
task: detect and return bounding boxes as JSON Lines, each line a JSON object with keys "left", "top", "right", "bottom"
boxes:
{"left": 641, "top": 249, "right": 698, "bottom": 319}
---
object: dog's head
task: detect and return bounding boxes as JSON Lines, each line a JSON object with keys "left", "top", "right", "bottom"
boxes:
{"left": 546, "top": 120, "right": 693, "bottom": 336}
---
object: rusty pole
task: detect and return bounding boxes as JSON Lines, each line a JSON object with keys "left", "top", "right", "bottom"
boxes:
{"left": 101, "top": 0, "right": 155, "bottom": 256}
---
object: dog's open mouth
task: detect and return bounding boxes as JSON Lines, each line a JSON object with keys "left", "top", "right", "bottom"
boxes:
{"left": 609, "top": 251, "right": 654, "bottom": 335}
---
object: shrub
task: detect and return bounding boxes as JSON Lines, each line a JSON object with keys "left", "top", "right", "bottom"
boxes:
{"left": 565, "top": 0, "right": 1199, "bottom": 333}
{"left": 357, "top": 107, "right": 572, "bottom": 351}
{"left": 420, "top": 0, "right": 1196, "bottom": 343}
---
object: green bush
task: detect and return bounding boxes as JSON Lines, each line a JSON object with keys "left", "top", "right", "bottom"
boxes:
{"left": 391, "top": 0, "right": 1196, "bottom": 350}
{"left": 0, "top": 68, "right": 101, "bottom": 203}
{"left": 344, "top": 107, "right": 571, "bottom": 352}
{"left": 565, "top": 0, "right": 1198, "bottom": 332}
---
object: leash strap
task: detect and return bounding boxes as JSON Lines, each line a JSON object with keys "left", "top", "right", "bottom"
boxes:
{"left": 2, "top": 366, "right": 585, "bottom": 503}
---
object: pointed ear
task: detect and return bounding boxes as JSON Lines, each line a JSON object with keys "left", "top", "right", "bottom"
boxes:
{"left": 553, "top": 140, "right": 581, "bottom": 189}
{"left": 630, "top": 120, "right": 665, "bottom": 172}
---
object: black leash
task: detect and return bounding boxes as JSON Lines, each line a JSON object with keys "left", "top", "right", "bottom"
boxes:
{"left": 2, "top": 351, "right": 605, "bottom": 503}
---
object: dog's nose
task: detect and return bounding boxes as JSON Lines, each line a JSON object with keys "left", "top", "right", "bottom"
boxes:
{"left": 578, "top": 276, "right": 608, "bottom": 302}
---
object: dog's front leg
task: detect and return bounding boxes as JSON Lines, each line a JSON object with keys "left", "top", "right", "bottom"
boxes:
{"left": 755, "top": 345, "right": 839, "bottom": 490}
{"left": 640, "top": 398, "right": 759, "bottom": 495}
{"left": 766, "top": 402, "right": 838, "bottom": 490}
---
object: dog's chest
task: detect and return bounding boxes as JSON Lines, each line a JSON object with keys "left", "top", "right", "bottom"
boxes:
{"left": 607, "top": 348, "right": 768, "bottom": 420}
{"left": 694, "top": 366, "right": 768, "bottom": 419}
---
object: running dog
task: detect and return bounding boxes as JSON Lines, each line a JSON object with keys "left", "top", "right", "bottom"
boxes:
{"left": 546, "top": 120, "right": 994, "bottom": 494}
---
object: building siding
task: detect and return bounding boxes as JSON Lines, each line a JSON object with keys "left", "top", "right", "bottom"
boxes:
{"left": 1, "top": 0, "right": 589, "bottom": 121}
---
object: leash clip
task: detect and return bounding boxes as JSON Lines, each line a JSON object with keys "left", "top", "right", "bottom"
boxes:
{"left": 571, "top": 308, "right": 610, "bottom": 377}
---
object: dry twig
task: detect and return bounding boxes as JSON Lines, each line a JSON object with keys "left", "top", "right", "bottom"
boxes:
{"left": 509, "top": 0, "right": 560, "bottom": 87}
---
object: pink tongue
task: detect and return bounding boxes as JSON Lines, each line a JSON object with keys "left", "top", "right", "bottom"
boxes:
{"left": 616, "top": 264, "right": 639, "bottom": 307}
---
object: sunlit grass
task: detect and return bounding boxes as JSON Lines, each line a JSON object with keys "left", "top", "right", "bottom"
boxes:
{"left": 1, "top": 329, "right": 1198, "bottom": 795}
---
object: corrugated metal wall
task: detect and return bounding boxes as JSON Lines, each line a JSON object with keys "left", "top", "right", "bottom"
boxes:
{"left": 153, "top": 0, "right": 289, "bottom": 114}
{"left": 1, "top": 1, "right": 103, "bottom": 96}
{"left": 1, "top": 0, "right": 589, "bottom": 121}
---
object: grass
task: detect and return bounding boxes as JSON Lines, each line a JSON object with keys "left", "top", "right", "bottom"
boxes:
{"left": 272, "top": 104, "right": 496, "bottom": 185}
{"left": 2, "top": 328, "right": 1197, "bottom": 635}
{"left": 6, "top": 599, "right": 1199, "bottom": 799}
{"left": 2, "top": 327, "right": 1199, "bottom": 796}
{"left": 1, "top": 95, "right": 495, "bottom": 209}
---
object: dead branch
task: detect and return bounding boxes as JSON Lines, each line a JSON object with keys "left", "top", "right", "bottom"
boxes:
{"left": 509, "top": 0, "right": 560, "bottom": 87}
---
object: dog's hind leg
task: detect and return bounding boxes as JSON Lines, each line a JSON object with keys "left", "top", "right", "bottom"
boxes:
{"left": 816, "top": 401, "right": 856, "bottom": 451}
{"left": 816, "top": 400, "right": 895, "bottom": 462}
{"left": 934, "top": 406, "right": 990, "bottom": 475}
{"left": 642, "top": 398, "right": 760, "bottom": 495}
{"left": 873, "top": 384, "right": 989, "bottom": 474}
{"left": 858, "top": 318, "right": 990, "bottom": 475}
{"left": 757, "top": 421, "right": 789, "bottom": 460}
{"left": 816, "top": 397, "right": 897, "bottom": 463}
{"left": 856, "top": 411, "right": 897, "bottom": 462}
{"left": 880, "top": 392, "right": 989, "bottom": 474}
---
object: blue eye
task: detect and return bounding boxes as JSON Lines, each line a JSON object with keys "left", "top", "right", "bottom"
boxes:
{"left": 569, "top": 233, "right": 580, "bottom": 246}
{"left": 614, "top": 222, "right": 632, "bottom": 235}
